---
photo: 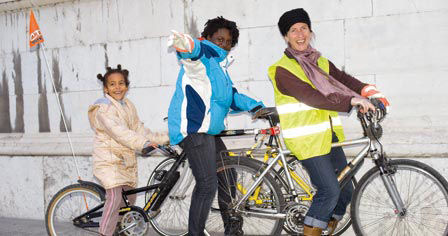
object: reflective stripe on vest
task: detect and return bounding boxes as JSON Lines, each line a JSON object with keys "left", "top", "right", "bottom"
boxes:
{"left": 282, "top": 121, "right": 331, "bottom": 139}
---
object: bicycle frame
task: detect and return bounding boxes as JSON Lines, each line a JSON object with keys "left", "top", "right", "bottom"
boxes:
{"left": 72, "top": 149, "right": 186, "bottom": 229}
{"left": 227, "top": 132, "right": 316, "bottom": 202}
{"left": 228, "top": 109, "right": 407, "bottom": 219}
{"left": 228, "top": 137, "right": 367, "bottom": 220}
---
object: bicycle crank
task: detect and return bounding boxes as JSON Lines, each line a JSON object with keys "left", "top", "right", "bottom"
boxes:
{"left": 118, "top": 210, "right": 148, "bottom": 236}
{"left": 283, "top": 202, "right": 309, "bottom": 234}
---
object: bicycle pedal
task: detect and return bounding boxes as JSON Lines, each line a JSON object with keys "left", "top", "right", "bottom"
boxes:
{"left": 147, "top": 209, "right": 161, "bottom": 219}
{"left": 118, "top": 222, "right": 137, "bottom": 234}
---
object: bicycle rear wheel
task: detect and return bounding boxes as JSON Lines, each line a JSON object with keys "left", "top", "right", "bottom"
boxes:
{"left": 279, "top": 157, "right": 354, "bottom": 236}
{"left": 45, "top": 183, "right": 102, "bottom": 236}
{"left": 146, "top": 157, "right": 191, "bottom": 236}
{"left": 210, "top": 156, "right": 285, "bottom": 235}
{"left": 351, "top": 159, "right": 448, "bottom": 236}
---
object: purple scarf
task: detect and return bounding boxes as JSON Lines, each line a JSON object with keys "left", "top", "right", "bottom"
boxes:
{"left": 286, "top": 46, "right": 362, "bottom": 100}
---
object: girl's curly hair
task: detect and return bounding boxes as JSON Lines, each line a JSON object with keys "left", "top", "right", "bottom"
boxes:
{"left": 96, "top": 64, "right": 130, "bottom": 87}
{"left": 201, "top": 16, "right": 239, "bottom": 47}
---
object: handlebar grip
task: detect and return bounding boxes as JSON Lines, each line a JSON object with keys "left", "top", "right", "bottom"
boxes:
{"left": 142, "top": 145, "right": 157, "bottom": 157}
{"left": 250, "top": 105, "right": 263, "bottom": 113}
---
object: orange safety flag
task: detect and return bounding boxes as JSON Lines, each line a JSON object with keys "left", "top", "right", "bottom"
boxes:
{"left": 29, "top": 10, "right": 44, "bottom": 48}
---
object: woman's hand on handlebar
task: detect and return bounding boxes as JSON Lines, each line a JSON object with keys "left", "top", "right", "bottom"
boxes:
{"left": 351, "top": 97, "right": 375, "bottom": 113}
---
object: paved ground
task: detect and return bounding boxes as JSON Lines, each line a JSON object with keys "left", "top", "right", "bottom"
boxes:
{"left": 0, "top": 217, "right": 158, "bottom": 236}
{"left": 0, "top": 217, "right": 47, "bottom": 236}
{"left": 0, "top": 217, "right": 356, "bottom": 235}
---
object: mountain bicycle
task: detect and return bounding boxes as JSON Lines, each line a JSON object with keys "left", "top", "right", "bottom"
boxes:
{"left": 216, "top": 111, "right": 355, "bottom": 235}
{"left": 145, "top": 112, "right": 354, "bottom": 235}
{"left": 211, "top": 102, "right": 448, "bottom": 235}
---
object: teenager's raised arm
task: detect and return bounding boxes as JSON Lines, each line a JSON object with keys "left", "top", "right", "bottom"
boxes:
{"left": 167, "top": 30, "right": 202, "bottom": 59}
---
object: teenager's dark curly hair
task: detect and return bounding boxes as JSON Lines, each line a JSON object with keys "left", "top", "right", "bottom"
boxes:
{"left": 201, "top": 16, "right": 239, "bottom": 47}
{"left": 96, "top": 64, "right": 130, "bottom": 87}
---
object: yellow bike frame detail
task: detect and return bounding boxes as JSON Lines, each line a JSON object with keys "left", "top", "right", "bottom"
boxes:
{"left": 226, "top": 133, "right": 314, "bottom": 205}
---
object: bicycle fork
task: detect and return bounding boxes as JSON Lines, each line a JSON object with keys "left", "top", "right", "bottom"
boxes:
{"left": 377, "top": 160, "right": 407, "bottom": 216}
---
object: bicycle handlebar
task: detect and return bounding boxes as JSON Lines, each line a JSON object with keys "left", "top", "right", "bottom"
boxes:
{"left": 141, "top": 144, "right": 179, "bottom": 157}
{"left": 141, "top": 145, "right": 157, "bottom": 157}
{"left": 358, "top": 98, "right": 387, "bottom": 122}
{"left": 357, "top": 98, "right": 387, "bottom": 139}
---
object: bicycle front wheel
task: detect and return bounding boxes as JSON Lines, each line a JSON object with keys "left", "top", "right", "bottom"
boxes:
{"left": 210, "top": 156, "right": 285, "bottom": 235}
{"left": 146, "top": 157, "right": 191, "bottom": 236}
{"left": 45, "top": 183, "right": 103, "bottom": 236}
{"left": 351, "top": 159, "right": 448, "bottom": 236}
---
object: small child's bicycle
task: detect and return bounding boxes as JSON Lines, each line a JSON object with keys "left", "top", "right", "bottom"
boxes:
{"left": 45, "top": 145, "right": 187, "bottom": 236}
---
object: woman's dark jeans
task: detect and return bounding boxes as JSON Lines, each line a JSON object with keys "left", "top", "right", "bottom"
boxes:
{"left": 301, "top": 134, "right": 354, "bottom": 229}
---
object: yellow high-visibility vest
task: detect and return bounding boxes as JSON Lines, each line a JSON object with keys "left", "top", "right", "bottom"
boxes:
{"left": 268, "top": 54, "right": 345, "bottom": 160}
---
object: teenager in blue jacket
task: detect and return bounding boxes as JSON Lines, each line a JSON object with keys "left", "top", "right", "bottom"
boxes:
{"left": 167, "top": 16, "right": 264, "bottom": 236}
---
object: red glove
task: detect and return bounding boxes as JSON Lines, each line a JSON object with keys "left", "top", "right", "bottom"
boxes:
{"left": 361, "top": 84, "right": 390, "bottom": 111}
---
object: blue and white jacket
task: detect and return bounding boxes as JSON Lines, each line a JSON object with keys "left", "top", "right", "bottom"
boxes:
{"left": 168, "top": 38, "right": 264, "bottom": 145}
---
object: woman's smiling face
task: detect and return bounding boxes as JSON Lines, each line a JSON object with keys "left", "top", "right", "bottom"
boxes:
{"left": 284, "top": 22, "right": 312, "bottom": 51}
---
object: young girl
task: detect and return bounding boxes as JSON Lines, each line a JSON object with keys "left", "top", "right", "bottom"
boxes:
{"left": 88, "top": 64, "right": 168, "bottom": 236}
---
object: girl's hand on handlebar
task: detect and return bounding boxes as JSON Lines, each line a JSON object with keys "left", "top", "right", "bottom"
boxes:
{"left": 141, "top": 141, "right": 158, "bottom": 157}
{"left": 351, "top": 97, "right": 375, "bottom": 113}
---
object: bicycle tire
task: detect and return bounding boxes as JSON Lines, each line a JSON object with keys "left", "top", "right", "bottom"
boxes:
{"left": 278, "top": 157, "right": 355, "bottom": 236}
{"left": 351, "top": 159, "right": 448, "bottom": 236}
{"left": 212, "top": 156, "right": 286, "bottom": 235}
{"left": 145, "top": 157, "right": 191, "bottom": 236}
{"left": 45, "top": 183, "right": 103, "bottom": 236}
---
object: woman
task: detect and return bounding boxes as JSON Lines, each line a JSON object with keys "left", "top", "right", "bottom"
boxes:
{"left": 88, "top": 65, "right": 168, "bottom": 236}
{"left": 268, "top": 8, "right": 390, "bottom": 236}
{"left": 167, "top": 17, "right": 264, "bottom": 236}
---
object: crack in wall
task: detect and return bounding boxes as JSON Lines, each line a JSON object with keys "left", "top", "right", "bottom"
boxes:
{"left": 37, "top": 48, "right": 50, "bottom": 132}
{"left": 0, "top": 70, "right": 12, "bottom": 133}
{"left": 103, "top": 43, "right": 109, "bottom": 67}
{"left": 51, "top": 52, "right": 71, "bottom": 132}
{"left": 183, "top": 0, "right": 199, "bottom": 37}
{"left": 12, "top": 50, "right": 24, "bottom": 132}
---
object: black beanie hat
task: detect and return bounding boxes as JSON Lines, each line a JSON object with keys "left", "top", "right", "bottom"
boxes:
{"left": 278, "top": 8, "right": 311, "bottom": 36}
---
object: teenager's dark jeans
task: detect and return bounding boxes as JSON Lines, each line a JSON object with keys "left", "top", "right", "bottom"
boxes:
{"left": 301, "top": 134, "right": 354, "bottom": 229}
{"left": 180, "top": 133, "right": 238, "bottom": 236}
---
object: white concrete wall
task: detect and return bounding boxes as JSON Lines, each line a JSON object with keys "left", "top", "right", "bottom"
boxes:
{"left": 1, "top": 0, "right": 447, "bottom": 155}
{"left": 0, "top": 0, "right": 448, "bottom": 221}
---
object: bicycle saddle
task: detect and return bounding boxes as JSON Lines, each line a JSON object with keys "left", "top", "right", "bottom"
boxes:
{"left": 253, "top": 107, "right": 280, "bottom": 125}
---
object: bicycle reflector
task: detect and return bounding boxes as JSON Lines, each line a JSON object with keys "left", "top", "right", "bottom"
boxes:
{"left": 259, "top": 126, "right": 280, "bottom": 135}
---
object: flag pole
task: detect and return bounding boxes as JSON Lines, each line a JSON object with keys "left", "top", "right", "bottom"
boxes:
{"left": 30, "top": 10, "right": 82, "bottom": 180}
{"left": 39, "top": 43, "right": 82, "bottom": 180}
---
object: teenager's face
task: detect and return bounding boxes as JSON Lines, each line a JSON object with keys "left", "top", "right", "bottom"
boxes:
{"left": 285, "top": 22, "right": 312, "bottom": 52}
{"left": 104, "top": 73, "right": 128, "bottom": 101}
{"left": 207, "top": 28, "right": 232, "bottom": 51}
